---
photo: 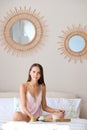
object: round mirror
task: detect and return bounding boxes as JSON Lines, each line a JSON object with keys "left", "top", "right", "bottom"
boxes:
{"left": 69, "top": 35, "right": 85, "bottom": 52}
{"left": 58, "top": 25, "right": 87, "bottom": 63}
{"left": 11, "top": 20, "right": 36, "bottom": 44}
{"left": 0, "top": 7, "right": 47, "bottom": 56}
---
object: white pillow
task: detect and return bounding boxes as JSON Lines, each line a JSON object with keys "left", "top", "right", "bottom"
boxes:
{"left": 0, "top": 98, "right": 14, "bottom": 121}
{"left": 13, "top": 97, "right": 81, "bottom": 118}
{"left": 42, "top": 98, "right": 81, "bottom": 118}
{"left": 13, "top": 98, "right": 20, "bottom": 112}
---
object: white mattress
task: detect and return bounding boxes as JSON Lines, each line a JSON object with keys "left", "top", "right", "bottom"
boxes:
{"left": 1, "top": 118, "right": 87, "bottom": 130}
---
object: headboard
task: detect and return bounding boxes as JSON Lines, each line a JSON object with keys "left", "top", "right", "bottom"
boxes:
{"left": 0, "top": 91, "right": 77, "bottom": 98}
{"left": 46, "top": 91, "right": 77, "bottom": 98}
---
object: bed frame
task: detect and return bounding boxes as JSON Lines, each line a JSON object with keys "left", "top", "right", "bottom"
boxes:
{"left": 0, "top": 91, "right": 77, "bottom": 98}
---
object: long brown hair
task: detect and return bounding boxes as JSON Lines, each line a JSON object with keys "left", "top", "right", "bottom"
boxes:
{"left": 27, "top": 63, "right": 45, "bottom": 85}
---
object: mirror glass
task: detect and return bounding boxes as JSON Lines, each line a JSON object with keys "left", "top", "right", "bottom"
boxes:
{"left": 11, "top": 20, "right": 36, "bottom": 44}
{"left": 69, "top": 35, "right": 85, "bottom": 52}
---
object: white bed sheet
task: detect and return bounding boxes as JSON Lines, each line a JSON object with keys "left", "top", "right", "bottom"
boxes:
{"left": 0, "top": 123, "right": 2, "bottom": 130}
{"left": 1, "top": 118, "right": 87, "bottom": 130}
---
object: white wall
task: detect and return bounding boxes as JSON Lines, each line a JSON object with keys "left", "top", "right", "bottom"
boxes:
{"left": 0, "top": 0, "right": 87, "bottom": 118}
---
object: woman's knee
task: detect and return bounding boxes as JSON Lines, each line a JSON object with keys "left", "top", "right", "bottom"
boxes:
{"left": 13, "top": 112, "right": 30, "bottom": 122}
{"left": 13, "top": 112, "right": 23, "bottom": 121}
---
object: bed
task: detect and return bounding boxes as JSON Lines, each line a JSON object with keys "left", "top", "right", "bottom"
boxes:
{"left": 0, "top": 91, "right": 87, "bottom": 130}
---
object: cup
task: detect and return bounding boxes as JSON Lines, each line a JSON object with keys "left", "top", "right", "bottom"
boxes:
{"left": 52, "top": 114, "right": 60, "bottom": 121}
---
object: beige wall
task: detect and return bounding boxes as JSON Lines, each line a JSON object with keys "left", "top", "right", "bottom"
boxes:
{"left": 0, "top": 0, "right": 87, "bottom": 118}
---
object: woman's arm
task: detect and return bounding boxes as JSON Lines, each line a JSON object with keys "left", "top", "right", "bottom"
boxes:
{"left": 20, "top": 84, "right": 33, "bottom": 118}
{"left": 41, "top": 85, "right": 65, "bottom": 113}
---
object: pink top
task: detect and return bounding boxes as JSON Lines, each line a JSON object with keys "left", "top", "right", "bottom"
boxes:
{"left": 26, "top": 91, "right": 42, "bottom": 119}
{"left": 18, "top": 89, "right": 42, "bottom": 119}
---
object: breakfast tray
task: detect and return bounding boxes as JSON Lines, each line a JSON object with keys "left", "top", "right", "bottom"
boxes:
{"left": 53, "top": 118, "right": 71, "bottom": 122}
{"left": 45, "top": 118, "right": 71, "bottom": 122}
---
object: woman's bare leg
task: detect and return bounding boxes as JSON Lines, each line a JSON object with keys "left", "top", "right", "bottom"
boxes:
{"left": 13, "top": 112, "right": 30, "bottom": 122}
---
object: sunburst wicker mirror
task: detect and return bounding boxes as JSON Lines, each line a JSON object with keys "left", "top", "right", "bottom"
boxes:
{"left": 0, "top": 7, "right": 47, "bottom": 56}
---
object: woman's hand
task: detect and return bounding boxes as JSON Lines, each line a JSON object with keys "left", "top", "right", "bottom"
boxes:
{"left": 54, "top": 109, "right": 65, "bottom": 118}
{"left": 59, "top": 109, "right": 65, "bottom": 114}
{"left": 55, "top": 109, "right": 65, "bottom": 113}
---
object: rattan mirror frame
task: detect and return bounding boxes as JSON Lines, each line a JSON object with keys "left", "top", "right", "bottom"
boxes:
{"left": 58, "top": 25, "right": 87, "bottom": 63}
{"left": 0, "top": 7, "right": 47, "bottom": 56}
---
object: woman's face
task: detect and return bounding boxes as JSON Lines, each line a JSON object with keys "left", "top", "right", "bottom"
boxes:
{"left": 30, "top": 66, "right": 41, "bottom": 81}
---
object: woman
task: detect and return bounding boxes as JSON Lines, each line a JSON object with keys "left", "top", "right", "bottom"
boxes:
{"left": 13, "top": 63, "right": 65, "bottom": 122}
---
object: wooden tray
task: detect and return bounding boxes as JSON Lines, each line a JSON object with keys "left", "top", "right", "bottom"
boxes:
{"left": 53, "top": 118, "right": 71, "bottom": 122}
{"left": 45, "top": 118, "right": 71, "bottom": 122}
